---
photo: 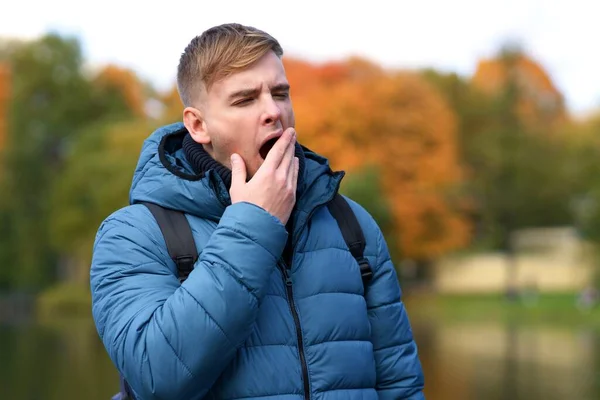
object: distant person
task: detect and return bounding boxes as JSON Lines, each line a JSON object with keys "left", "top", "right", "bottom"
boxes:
{"left": 90, "top": 23, "right": 424, "bottom": 400}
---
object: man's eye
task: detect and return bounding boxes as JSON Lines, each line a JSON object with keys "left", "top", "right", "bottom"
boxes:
{"left": 234, "top": 98, "right": 253, "bottom": 106}
{"left": 274, "top": 93, "right": 289, "bottom": 99}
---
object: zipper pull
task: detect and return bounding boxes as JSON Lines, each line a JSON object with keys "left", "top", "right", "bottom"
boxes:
{"left": 281, "top": 265, "right": 293, "bottom": 286}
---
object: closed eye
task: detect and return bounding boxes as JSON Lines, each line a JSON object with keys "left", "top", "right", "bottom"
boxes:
{"left": 233, "top": 98, "right": 253, "bottom": 106}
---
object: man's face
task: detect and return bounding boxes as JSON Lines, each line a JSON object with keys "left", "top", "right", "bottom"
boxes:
{"left": 187, "top": 50, "right": 295, "bottom": 178}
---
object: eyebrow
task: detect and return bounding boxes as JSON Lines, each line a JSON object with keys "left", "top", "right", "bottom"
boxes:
{"left": 227, "top": 83, "right": 290, "bottom": 102}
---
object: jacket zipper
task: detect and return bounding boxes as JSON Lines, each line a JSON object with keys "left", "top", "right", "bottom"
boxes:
{"left": 276, "top": 173, "right": 343, "bottom": 400}
{"left": 279, "top": 261, "right": 311, "bottom": 400}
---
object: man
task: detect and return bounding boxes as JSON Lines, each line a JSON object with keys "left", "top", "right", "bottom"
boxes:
{"left": 90, "top": 23, "right": 424, "bottom": 400}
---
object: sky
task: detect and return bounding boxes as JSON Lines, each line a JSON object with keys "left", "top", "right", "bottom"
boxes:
{"left": 1, "top": 0, "right": 598, "bottom": 117}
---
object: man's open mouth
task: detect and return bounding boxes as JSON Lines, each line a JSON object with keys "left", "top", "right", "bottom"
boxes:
{"left": 259, "top": 137, "right": 279, "bottom": 160}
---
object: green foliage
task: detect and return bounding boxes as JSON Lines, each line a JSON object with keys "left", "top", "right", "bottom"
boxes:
{"left": 568, "top": 115, "right": 600, "bottom": 244}
{"left": 49, "top": 118, "right": 152, "bottom": 270}
{"left": 339, "top": 165, "right": 399, "bottom": 260}
{"left": 423, "top": 50, "right": 579, "bottom": 252}
{"left": 0, "top": 33, "right": 140, "bottom": 290}
{"left": 36, "top": 282, "right": 92, "bottom": 319}
{"left": 0, "top": 33, "right": 92, "bottom": 289}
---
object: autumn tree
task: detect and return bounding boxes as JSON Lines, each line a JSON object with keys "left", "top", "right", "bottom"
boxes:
{"left": 0, "top": 63, "right": 10, "bottom": 287}
{"left": 0, "top": 33, "right": 99, "bottom": 289}
{"left": 159, "top": 85, "right": 184, "bottom": 123}
{"left": 423, "top": 45, "right": 580, "bottom": 251}
{"left": 0, "top": 33, "right": 150, "bottom": 290}
{"left": 47, "top": 65, "right": 154, "bottom": 285}
{"left": 563, "top": 113, "right": 600, "bottom": 239}
{"left": 287, "top": 57, "right": 471, "bottom": 260}
{"left": 472, "top": 45, "right": 568, "bottom": 133}
{"left": 49, "top": 119, "right": 155, "bottom": 285}
{"left": 422, "top": 45, "right": 583, "bottom": 296}
{"left": 0, "top": 63, "right": 8, "bottom": 154}
{"left": 90, "top": 64, "right": 148, "bottom": 119}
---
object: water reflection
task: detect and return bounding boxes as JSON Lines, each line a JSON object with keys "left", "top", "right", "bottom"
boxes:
{"left": 0, "top": 319, "right": 118, "bottom": 400}
{"left": 416, "top": 319, "right": 599, "bottom": 400}
{"left": 0, "top": 316, "right": 598, "bottom": 399}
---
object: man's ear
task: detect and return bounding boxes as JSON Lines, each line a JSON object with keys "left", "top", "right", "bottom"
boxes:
{"left": 183, "top": 106, "right": 210, "bottom": 145}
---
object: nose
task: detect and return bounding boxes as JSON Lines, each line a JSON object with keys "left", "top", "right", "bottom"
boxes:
{"left": 262, "top": 95, "right": 281, "bottom": 126}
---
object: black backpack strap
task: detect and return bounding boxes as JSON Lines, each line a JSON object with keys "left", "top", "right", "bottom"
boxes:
{"left": 140, "top": 202, "right": 198, "bottom": 283}
{"left": 327, "top": 193, "right": 373, "bottom": 289}
{"left": 114, "top": 202, "right": 198, "bottom": 400}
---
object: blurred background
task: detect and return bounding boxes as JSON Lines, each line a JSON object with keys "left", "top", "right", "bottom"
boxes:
{"left": 1, "top": 1, "right": 599, "bottom": 399}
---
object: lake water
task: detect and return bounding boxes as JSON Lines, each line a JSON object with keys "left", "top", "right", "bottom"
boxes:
{"left": 1, "top": 310, "right": 598, "bottom": 399}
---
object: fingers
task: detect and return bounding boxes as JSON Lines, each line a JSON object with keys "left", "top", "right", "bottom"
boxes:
{"left": 230, "top": 153, "right": 247, "bottom": 189}
{"left": 264, "top": 128, "right": 296, "bottom": 168}
{"left": 280, "top": 132, "right": 296, "bottom": 176}
{"left": 290, "top": 156, "right": 299, "bottom": 191}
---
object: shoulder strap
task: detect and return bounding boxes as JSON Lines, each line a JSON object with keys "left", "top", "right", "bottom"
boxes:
{"left": 140, "top": 202, "right": 198, "bottom": 283}
{"left": 327, "top": 193, "right": 373, "bottom": 289}
{"left": 114, "top": 202, "right": 198, "bottom": 400}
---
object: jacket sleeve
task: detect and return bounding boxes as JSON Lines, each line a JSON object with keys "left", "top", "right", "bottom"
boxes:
{"left": 90, "top": 202, "right": 288, "bottom": 400}
{"left": 367, "top": 226, "right": 425, "bottom": 400}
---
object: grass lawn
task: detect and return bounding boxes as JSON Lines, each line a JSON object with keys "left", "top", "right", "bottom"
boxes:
{"left": 403, "top": 292, "right": 600, "bottom": 328}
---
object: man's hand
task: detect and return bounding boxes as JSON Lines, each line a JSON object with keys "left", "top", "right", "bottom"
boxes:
{"left": 230, "top": 128, "right": 299, "bottom": 225}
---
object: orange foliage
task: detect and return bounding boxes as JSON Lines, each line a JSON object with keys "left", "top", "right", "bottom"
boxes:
{"left": 472, "top": 54, "right": 567, "bottom": 130}
{"left": 93, "top": 65, "right": 146, "bottom": 117}
{"left": 284, "top": 59, "right": 351, "bottom": 98}
{"left": 0, "top": 64, "right": 9, "bottom": 153}
{"left": 160, "top": 86, "right": 184, "bottom": 123}
{"left": 287, "top": 57, "right": 471, "bottom": 259}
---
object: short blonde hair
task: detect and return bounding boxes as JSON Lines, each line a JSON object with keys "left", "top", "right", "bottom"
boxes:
{"left": 177, "top": 23, "right": 284, "bottom": 106}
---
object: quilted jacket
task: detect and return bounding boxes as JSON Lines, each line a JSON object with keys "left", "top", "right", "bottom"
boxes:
{"left": 90, "top": 122, "right": 425, "bottom": 400}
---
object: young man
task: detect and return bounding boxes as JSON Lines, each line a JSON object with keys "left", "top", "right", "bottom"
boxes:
{"left": 90, "top": 23, "right": 424, "bottom": 400}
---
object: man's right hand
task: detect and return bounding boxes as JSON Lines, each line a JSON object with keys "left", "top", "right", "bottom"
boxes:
{"left": 230, "top": 128, "right": 300, "bottom": 225}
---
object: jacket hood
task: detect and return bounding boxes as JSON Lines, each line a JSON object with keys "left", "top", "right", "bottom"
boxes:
{"left": 129, "top": 122, "right": 344, "bottom": 226}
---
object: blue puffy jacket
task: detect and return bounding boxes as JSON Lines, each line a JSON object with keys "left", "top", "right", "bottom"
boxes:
{"left": 90, "top": 122, "right": 424, "bottom": 400}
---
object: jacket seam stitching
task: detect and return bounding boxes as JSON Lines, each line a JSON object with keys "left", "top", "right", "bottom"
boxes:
{"left": 155, "top": 318, "right": 195, "bottom": 379}
{"left": 224, "top": 393, "right": 301, "bottom": 400}
{"left": 308, "top": 338, "right": 371, "bottom": 347}
{"left": 368, "top": 300, "right": 401, "bottom": 311}
{"left": 314, "top": 387, "right": 374, "bottom": 394}
{"left": 375, "top": 224, "right": 384, "bottom": 269}
{"left": 295, "top": 291, "right": 364, "bottom": 301}
{"left": 92, "top": 216, "right": 170, "bottom": 290}
{"left": 243, "top": 343, "right": 293, "bottom": 349}
{"left": 374, "top": 339, "right": 412, "bottom": 353}
{"left": 212, "top": 261, "right": 259, "bottom": 302}
{"left": 223, "top": 223, "right": 283, "bottom": 261}
{"left": 180, "top": 285, "right": 237, "bottom": 346}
